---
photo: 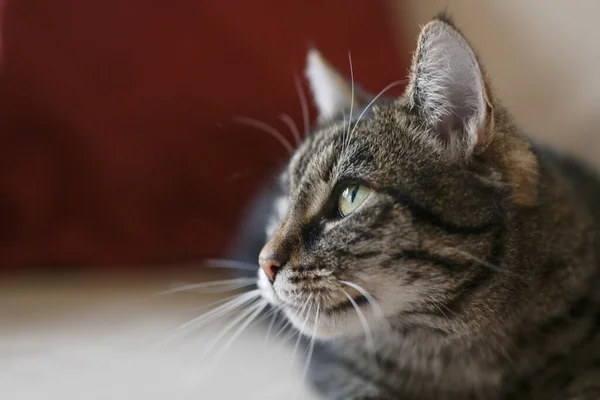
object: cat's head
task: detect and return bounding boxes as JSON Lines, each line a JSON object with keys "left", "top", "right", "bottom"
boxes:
{"left": 257, "top": 15, "right": 538, "bottom": 339}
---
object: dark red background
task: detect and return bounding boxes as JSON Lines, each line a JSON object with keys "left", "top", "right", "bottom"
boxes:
{"left": 0, "top": 0, "right": 409, "bottom": 270}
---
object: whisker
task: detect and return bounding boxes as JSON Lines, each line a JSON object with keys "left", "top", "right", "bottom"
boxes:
{"left": 294, "top": 74, "right": 310, "bottom": 137}
{"left": 341, "top": 288, "right": 374, "bottom": 354}
{"left": 158, "top": 289, "right": 261, "bottom": 345}
{"left": 211, "top": 300, "right": 269, "bottom": 361}
{"left": 345, "top": 52, "right": 355, "bottom": 153}
{"left": 279, "top": 113, "right": 302, "bottom": 147}
{"left": 290, "top": 294, "right": 313, "bottom": 368}
{"left": 349, "top": 80, "right": 405, "bottom": 138}
{"left": 264, "top": 307, "right": 280, "bottom": 345}
{"left": 278, "top": 324, "right": 302, "bottom": 347}
{"left": 339, "top": 280, "right": 384, "bottom": 320}
{"left": 234, "top": 116, "right": 294, "bottom": 154}
{"left": 424, "top": 294, "right": 454, "bottom": 323}
{"left": 160, "top": 278, "right": 256, "bottom": 295}
{"left": 202, "top": 258, "right": 259, "bottom": 272}
{"left": 295, "top": 304, "right": 320, "bottom": 400}
{"left": 200, "top": 298, "right": 264, "bottom": 360}
{"left": 182, "top": 292, "right": 245, "bottom": 314}
{"left": 274, "top": 316, "right": 294, "bottom": 340}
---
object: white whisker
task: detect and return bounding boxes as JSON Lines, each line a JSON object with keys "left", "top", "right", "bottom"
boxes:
{"left": 147, "top": 290, "right": 261, "bottom": 350}
{"left": 345, "top": 52, "right": 355, "bottom": 153}
{"left": 294, "top": 74, "right": 310, "bottom": 137}
{"left": 203, "top": 258, "right": 259, "bottom": 272}
{"left": 342, "top": 288, "right": 374, "bottom": 354}
{"left": 234, "top": 116, "right": 294, "bottom": 154}
{"left": 295, "top": 304, "right": 320, "bottom": 400}
{"left": 201, "top": 258, "right": 258, "bottom": 272}
{"left": 349, "top": 80, "right": 405, "bottom": 139}
{"left": 200, "top": 298, "right": 264, "bottom": 360}
{"left": 340, "top": 280, "right": 384, "bottom": 320}
{"left": 273, "top": 314, "right": 294, "bottom": 339}
{"left": 290, "top": 294, "right": 313, "bottom": 367}
{"left": 264, "top": 307, "right": 279, "bottom": 345}
{"left": 212, "top": 300, "right": 269, "bottom": 361}
{"left": 279, "top": 113, "right": 302, "bottom": 146}
{"left": 160, "top": 278, "right": 256, "bottom": 295}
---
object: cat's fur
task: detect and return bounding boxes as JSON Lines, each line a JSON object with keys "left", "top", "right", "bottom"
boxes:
{"left": 230, "top": 13, "right": 600, "bottom": 399}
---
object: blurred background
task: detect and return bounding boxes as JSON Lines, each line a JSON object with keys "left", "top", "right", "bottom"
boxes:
{"left": 1, "top": 1, "right": 599, "bottom": 399}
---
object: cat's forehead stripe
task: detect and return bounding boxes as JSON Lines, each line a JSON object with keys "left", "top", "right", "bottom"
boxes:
{"left": 290, "top": 123, "right": 341, "bottom": 187}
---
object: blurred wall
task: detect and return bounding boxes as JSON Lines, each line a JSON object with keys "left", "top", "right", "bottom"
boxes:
{"left": 397, "top": 0, "right": 600, "bottom": 166}
{"left": 0, "top": 1, "right": 409, "bottom": 270}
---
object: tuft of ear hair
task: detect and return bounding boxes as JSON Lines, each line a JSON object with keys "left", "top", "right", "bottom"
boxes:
{"left": 406, "top": 13, "right": 494, "bottom": 158}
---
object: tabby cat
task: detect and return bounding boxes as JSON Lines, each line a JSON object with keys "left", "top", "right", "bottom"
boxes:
{"left": 230, "top": 13, "right": 600, "bottom": 400}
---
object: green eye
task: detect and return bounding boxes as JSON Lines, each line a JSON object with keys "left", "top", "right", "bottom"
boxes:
{"left": 338, "top": 184, "right": 371, "bottom": 217}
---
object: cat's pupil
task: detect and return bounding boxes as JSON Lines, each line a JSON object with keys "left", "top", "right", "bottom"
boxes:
{"left": 350, "top": 186, "right": 359, "bottom": 202}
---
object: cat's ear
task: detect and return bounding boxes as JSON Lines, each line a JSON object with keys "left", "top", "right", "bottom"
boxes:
{"left": 406, "top": 15, "right": 493, "bottom": 156}
{"left": 305, "top": 49, "right": 366, "bottom": 122}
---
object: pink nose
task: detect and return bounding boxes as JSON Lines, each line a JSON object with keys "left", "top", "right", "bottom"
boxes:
{"left": 259, "top": 257, "right": 282, "bottom": 281}
{"left": 258, "top": 240, "right": 288, "bottom": 282}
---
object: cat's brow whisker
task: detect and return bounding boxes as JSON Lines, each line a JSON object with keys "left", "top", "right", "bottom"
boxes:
{"left": 202, "top": 258, "right": 259, "bottom": 272}
{"left": 159, "top": 278, "right": 256, "bottom": 295}
{"left": 279, "top": 113, "right": 302, "bottom": 146}
{"left": 294, "top": 74, "right": 310, "bottom": 138}
{"left": 340, "top": 280, "right": 385, "bottom": 320}
{"left": 349, "top": 80, "right": 405, "bottom": 138}
{"left": 341, "top": 288, "right": 375, "bottom": 354}
{"left": 234, "top": 116, "right": 294, "bottom": 154}
{"left": 279, "top": 113, "right": 302, "bottom": 147}
{"left": 344, "top": 52, "right": 355, "bottom": 153}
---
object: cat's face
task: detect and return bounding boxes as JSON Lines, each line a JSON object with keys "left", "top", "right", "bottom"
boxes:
{"left": 258, "top": 17, "right": 537, "bottom": 339}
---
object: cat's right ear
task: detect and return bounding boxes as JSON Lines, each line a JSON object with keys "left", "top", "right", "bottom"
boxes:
{"left": 405, "top": 15, "right": 494, "bottom": 157}
{"left": 305, "top": 49, "right": 363, "bottom": 122}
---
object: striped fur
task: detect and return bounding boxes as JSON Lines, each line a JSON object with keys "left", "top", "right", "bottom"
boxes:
{"left": 234, "top": 13, "right": 600, "bottom": 399}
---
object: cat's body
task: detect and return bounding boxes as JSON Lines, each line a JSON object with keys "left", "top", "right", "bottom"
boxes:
{"left": 230, "top": 14, "right": 600, "bottom": 399}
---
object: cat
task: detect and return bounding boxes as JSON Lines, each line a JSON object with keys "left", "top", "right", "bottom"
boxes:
{"left": 229, "top": 13, "right": 600, "bottom": 400}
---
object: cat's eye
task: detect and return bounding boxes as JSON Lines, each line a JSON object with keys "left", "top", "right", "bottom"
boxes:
{"left": 338, "top": 184, "right": 371, "bottom": 217}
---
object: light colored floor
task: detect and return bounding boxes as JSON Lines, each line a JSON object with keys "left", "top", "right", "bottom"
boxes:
{"left": 0, "top": 270, "right": 318, "bottom": 400}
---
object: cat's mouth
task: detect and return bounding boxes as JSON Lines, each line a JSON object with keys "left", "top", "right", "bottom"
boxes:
{"left": 284, "top": 295, "right": 369, "bottom": 316}
{"left": 279, "top": 293, "right": 376, "bottom": 338}
{"left": 258, "top": 268, "right": 379, "bottom": 338}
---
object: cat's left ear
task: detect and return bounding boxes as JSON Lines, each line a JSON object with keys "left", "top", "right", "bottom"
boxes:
{"left": 305, "top": 49, "right": 369, "bottom": 122}
{"left": 406, "top": 15, "right": 494, "bottom": 156}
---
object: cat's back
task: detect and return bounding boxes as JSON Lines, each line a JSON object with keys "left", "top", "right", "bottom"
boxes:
{"left": 534, "top": 143, "right": 600, "bottom": 227}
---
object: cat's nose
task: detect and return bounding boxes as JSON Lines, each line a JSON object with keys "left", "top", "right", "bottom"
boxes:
{"left": 258, "top": 241, "right": 289, "bottom": 282}
{"left": 259, "top": 257, "right": 282, "bottom": 282}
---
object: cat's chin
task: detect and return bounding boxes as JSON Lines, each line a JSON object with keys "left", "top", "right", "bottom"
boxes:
{"left": 282, "top": 301, "right": 380, "bottom": 340}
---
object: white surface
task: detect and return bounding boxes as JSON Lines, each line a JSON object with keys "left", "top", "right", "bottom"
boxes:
{"left": 0, "top": 274, "right": 318, "bottom": 400}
